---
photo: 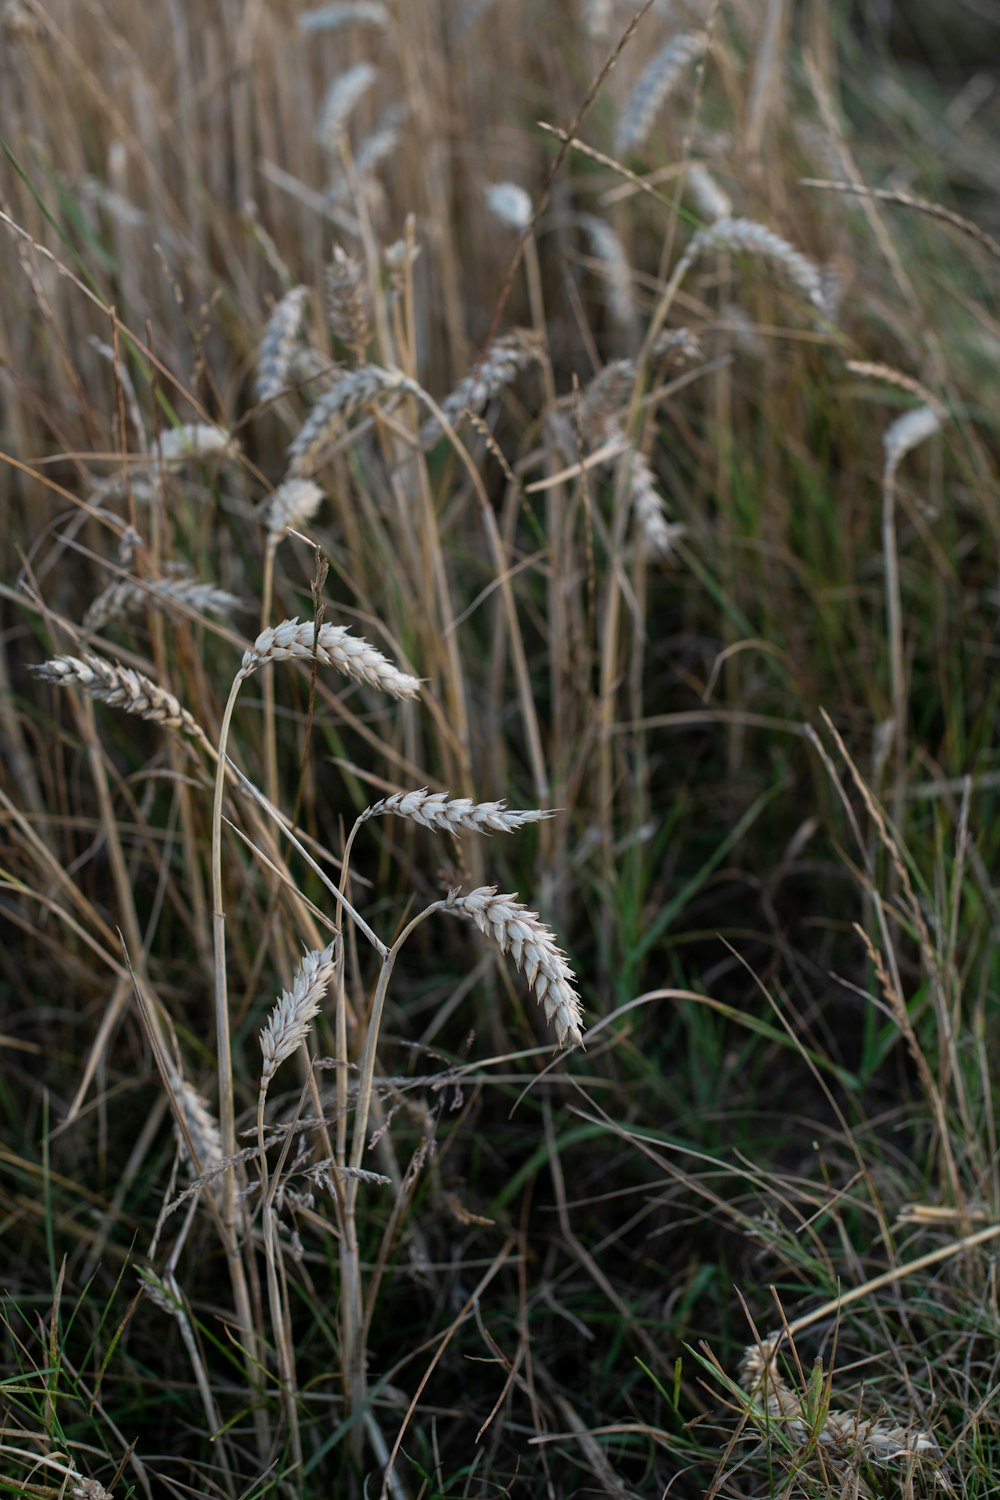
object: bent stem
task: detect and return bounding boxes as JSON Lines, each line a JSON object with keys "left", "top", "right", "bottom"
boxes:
{"left": 340, "top": 901, "right": 444, "bottom": 1452}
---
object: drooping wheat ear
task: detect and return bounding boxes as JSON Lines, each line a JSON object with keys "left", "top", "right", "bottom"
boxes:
{"left": 883, "top": 403, "right": 943, "bottom": 482}
{"left": 317, "top": 62, "right": 378, "bottom": 153}
{"left": 83, "top": 567, "right": 244, "bottom": 634}
{"left": 153, "top": 423, "right": 239, "bottom": 468}
{"left": 256, "top": 285, "right": 311, "bottom": 402}
{"left": 325, "top": 246, "right": 371, "bottom": 360}
{"left": 580, "top": 214, "right": 637, "bottom": 331}
{"left": 686, "top": 162, "right": 732, "bottom": 221}
{"left": 621, "top": 443, "right": 686, "bottom": 559}
{"left": 31, "top": 655, "right": 209, "bottom": 741}
{"left": 361, "top": 788, "right": 555, "bottom": 835}
{"left": 266, "top": 477, "right": 325, "bottom": 540}
{"left": 444, "top": 887, "right": 584, "bottom": 1048}
{"left": 239, "top": 618, "right": 421, "bottom": 699}
{"left": 485, "top": 181, "right": 533, "bottom": 231}
{"left": 579, "top": 328, "right": 702, "bottom": 432}
{"left": 420, "top": 330, "right": 545, "bottom": 444}
{"left": 615, "top": 31, "right": 708, "bottom": 155}
{"left": 298, "top": 1, "right": 389, "bottom": 30}
{"left": 260, "top": 944, "right": 335, "bottom": 1089}
{"left": 171, "top": 1077, "right": 224, "bottom": 1176}
{"left": 286, "top": 366, "right": 410, "bottom": 476}
{"left": 677, "top": 217, "right": 828, "bottom": 313}
{"left": 739, "top": 1334, "right": 942, "bottom": 1465}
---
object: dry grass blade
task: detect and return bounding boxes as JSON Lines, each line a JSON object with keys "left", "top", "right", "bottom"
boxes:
{"left": 444, "top": 886, "right": 584, "bottom": 1047}
{"left": 361, "top": 788, "right": 554, "bottom": 834}
{"left": 31, "top": 655, "right": 209, "bottom": 741}
{"left": 239, "top": 618, "right": 421, "bottom": 698}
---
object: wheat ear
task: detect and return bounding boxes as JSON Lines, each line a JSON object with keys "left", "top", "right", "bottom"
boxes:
{"left": 420, "top": 330, "right": 545, "bottom": 444}
{"left": 259, "top": 944, "right": 335, "bottom": 1092}
{"left": 444, "top": 886, "right": 584, "bottom": 1048}
{"left": 298, "top": 2, "right": 390, "bottom": 31}
{"left": 677, "top": 216, "right": 828, "bottom": 313}
{"left": 615, "top": 31, "right": 708, "bottom": 155}
{"left": 361, "top": 788, "right": 554, "bottom": 834}
{"left": 317, "top": 62, "right": 378, "bottom": 153}
{"left": 257, "top": 285, "right": 311, "bottom": 402}
{"left": 286, "top": 366, "right": 411, "bottom": 476}
{"left": 153, "top": 423, "right": 239, "bottom": 467}
{"left": 31, "top": 655, "right": 209, "bottom": 742}
{"left": 83, "top": 569, "right": 243, "bottom": 634}
{"left": 239, "top": 618, "right": 420, "bottom": 698}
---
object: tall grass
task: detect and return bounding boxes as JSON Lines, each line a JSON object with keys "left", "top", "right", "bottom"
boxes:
{"left": 2, "top": 1, "right": 999, "bottom": 1496}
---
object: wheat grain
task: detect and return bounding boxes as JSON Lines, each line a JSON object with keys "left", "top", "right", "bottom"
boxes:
{"left": 421, "top": 330, "right": 544, "bottom": 444}
{"left": 677, "top": 216, "right": 828, "bottom": 312}
{"left": 317, "top": 62, "right": 378, "bottom": 153}
{"left": 265, "top": 477, "right": 325, "bottom": 539}
{"left": 883, "top": 403, "right": 943, "bottom": 480}
{"left": 615, "top": 31, "right": 708, "bottom": 155}
{"left": 298, "top": 2, "right": 389, "bottom": 30}
{"left": 325, "top": 246, "right": 371, "bottom": 359}
{"left": 83, "top": 567, "right": 244, "bottom": 633}
{"left": 260, "top": 944, "right": 335, "bottom": 1088}
{"left": 31, "top": 655, "right": 208, "bottom": 740}
{"left": 444, "top": 886, "right": 584, "bottom": 1048}
{"left": 485, "top": 182, "right": 533, "bottom": 230}
{"left": 239, "top": 617, "right": 421, "bottom": 699}
{"left": 153, "top": 423, "right": 238, "bottom": 468}
{"left": 287, "top": 365, "right": 409, "bottom": 476}
{"left": 257, "top": 285, "right": 310, "bottom": 402}
{"left": 361, "top": 788, "right": 554, "bottom": 835}
{"left": 580, "top": 214, "right": 636, "bottom": 330}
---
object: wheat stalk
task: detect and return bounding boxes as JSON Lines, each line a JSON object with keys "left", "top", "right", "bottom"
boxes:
{"left": 257, "top": 285, "right": 311, "bottom": 402}
{"left": 615, "top": 31, "right": 708, "bottom": 155}
{"left": 31, "top": 655, "right": 209, "bottom": 742}
{"left": 238, "top": 618, "right": 421, "bottom": 698}
{"left": 444, "top": 886, "right": 584, "bottom": 1048}
{"left": 360, "top": 788, "right": 554, "bottom": 835}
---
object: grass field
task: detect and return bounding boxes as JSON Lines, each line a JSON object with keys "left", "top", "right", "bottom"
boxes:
{"left": 2, "top": 1, "right": 999, "bottom": 1495}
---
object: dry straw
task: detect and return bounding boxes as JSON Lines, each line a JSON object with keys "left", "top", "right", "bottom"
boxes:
{"left": 444, "top": 886, "right": 584, "bottom": 1048}
{"left": 361, "top": 788, "right": 554, "bottom": 835}
{"left": 615, "top": 31, "right": 708, "bottom": 155}
{"left": 257, "top": 285, "right": 311, "bottom": 402}
{"left": 31, "top": 655, "right": 208, "bottom": 741}
{"left": 239, "top": 618, "right": 421, "bottom": 699}
{"left": 260, "top": 944, "right": 336, "bottom": 1088}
